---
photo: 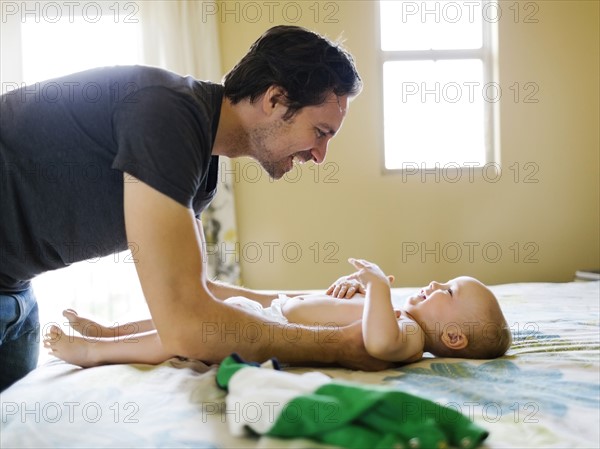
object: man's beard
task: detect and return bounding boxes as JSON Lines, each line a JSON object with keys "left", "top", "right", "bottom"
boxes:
{"left": 248, "top": 120, "right": 292, "bottom": 180}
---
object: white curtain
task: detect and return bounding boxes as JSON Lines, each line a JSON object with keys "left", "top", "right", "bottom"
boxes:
{"left": 140, "top": 1, "right": 241, "bottom": 285}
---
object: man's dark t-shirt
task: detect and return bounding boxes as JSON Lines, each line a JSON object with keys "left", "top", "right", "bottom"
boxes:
{"left": 0, "top": 65, "right": 223, "bottom": 292}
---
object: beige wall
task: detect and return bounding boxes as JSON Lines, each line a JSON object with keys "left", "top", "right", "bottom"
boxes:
{"left": 216, "top": 0, "right": 599, "bottom": 289}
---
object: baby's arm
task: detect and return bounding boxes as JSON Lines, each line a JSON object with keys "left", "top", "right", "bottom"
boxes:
{"left": 347, "top": 259, "right": 423, "bottom": 362}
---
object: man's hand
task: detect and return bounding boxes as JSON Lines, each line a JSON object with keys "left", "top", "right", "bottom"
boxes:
{"left": 325, "top": 275, "right": 366, "bottom": 299}
{"left": 326, "top": 259, "right": 395, "bottom": 299}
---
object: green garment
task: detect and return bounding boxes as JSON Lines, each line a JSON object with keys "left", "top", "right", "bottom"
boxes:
{"left": 217, "top": 354, "right": 489, "bottom": 449}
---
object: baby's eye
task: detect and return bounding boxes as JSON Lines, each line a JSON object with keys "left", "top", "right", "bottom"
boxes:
{"left": 447, "top": 288, "right": 453, "bottom": 297}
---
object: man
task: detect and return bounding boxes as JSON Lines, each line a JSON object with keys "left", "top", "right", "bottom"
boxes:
{"left": 0, "top": 25, "right": 385, "bottom": 391}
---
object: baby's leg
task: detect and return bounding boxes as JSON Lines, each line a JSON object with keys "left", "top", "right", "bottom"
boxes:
{"left": 43, "top": 325, "right": 173, "bottom": 368}
{"left": 63, "top": 309, "right": 155, "bottom": 338}
{"left": 62, "top": 309, "right": 112, "bottom": 338}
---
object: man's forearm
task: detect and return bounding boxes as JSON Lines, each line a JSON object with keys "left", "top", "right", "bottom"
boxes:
{"left": 207, "top": 279, "right": 313, "bottom": 307}
{"left": 171, "top": 297, "right": 339, "bottom": 364}
{"left": 207, "top": 280, "right": 278, "bottom": 306}
{"left": 160, "top": 287, "right": 389, "bottom": 371}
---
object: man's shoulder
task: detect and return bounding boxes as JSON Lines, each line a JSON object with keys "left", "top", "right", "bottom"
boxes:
{"left": 68, "top": 65, "right": 219, "bottom": 94}
{"left": 109, "top": 66, "right": 223, "bottom": 111}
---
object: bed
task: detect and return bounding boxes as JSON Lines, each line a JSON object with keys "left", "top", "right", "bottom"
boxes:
{"left": 1, "top": 281, "right": 599, "bottom": 448}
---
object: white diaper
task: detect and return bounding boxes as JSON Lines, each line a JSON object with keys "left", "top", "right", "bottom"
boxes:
{"left": 224, "top": 294, "right": 291, "bottom": 323}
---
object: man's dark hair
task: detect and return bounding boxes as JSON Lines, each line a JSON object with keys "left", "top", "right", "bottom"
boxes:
{"left": 223, "top": 25, "right": 362, "bottom": 119}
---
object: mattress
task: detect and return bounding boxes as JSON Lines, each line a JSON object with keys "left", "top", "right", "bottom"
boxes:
{"left": 1, "top": 281, "right": 599, "bottom": 448}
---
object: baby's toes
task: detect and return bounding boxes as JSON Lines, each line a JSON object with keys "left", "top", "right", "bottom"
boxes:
{"left": 48, "top": 325, "right": 62, "bottom": 339}
{"left": 63, "top": 309, "right": 78, "bottom": 319}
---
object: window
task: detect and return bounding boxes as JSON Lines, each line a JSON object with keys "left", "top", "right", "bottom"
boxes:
{"left": 20, "top": 13, "right": 142, "bottom": 84}
{"left": 379, "top": 0, "right": 498, "bottom": 170}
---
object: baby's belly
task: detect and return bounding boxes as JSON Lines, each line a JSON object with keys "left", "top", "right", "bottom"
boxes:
{"left": 281, "top": 294, "right": 365, "bottom": 327}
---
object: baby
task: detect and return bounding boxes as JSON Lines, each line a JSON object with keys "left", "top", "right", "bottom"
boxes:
{"left": 44, "top": 258, "right": 511, "bottom": 367}
{"left": 274, "top": 258, "right": 510, "bottom": 362}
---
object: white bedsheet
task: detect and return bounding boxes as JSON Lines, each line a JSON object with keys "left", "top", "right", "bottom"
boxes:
{"left": 1, "top": 282, "right": 599, "bottom": 448}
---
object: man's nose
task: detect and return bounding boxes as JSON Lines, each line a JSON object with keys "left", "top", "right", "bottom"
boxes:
{"left": 311, "top": 141, "right": 329, "bottom": 164}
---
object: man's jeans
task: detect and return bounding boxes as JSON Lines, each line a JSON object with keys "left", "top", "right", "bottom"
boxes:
{"left": 0, "top": 287, "right": 39, "bottom": 392}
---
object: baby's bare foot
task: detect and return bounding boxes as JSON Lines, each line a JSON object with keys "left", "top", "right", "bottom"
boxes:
{"left": 43, "top": 325, "right": 100, "bottom": 368}
{"left": 63, "top": 309, "right": 112, "bottom": 338}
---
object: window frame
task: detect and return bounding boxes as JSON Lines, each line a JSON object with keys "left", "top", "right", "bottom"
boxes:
{"left": 377, "top": 0, "right": 500, "bottom": 174}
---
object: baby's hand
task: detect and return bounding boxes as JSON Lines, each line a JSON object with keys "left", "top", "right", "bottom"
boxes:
{"left": 347, "top": 258, "right": 395, "bottom": 287}
{"left": 326, "top": 275, "right": 366, "bottom": 299}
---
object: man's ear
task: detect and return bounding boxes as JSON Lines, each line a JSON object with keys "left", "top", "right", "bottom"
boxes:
{"left": 261, "top": 85, "right": 288, "bottom": 116}
{"left": 441, "top": 326, "right": 468, "bottom": 350}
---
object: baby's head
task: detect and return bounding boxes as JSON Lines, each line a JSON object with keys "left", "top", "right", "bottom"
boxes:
{"left": 404, "top": 276, "right": 511, "bottom": 359}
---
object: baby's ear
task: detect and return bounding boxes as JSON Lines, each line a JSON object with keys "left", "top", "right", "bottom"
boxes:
{"left": 441, "top": 327, "right": 468, "bottom": 350}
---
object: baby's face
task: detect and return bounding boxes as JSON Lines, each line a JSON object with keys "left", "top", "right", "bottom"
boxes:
{"left": 404, "top": 277, "right": 494, "bottom": 330}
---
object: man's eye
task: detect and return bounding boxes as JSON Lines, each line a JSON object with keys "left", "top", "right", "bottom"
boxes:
{"left": 316, "top": 128, "right": 326, "bottom": 138}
